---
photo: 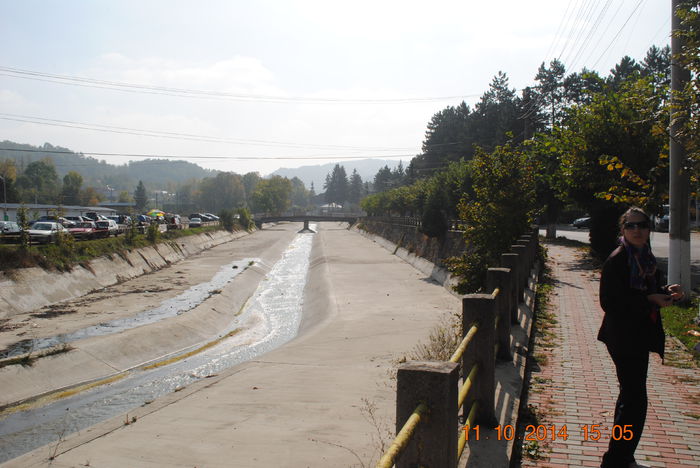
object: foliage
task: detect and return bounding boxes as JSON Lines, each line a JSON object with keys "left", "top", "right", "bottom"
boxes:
{"left": 60, "top": 171, "right": 83, "bottom": 206}
{"left": 559, "top": 76, "right": 668, "bottom": 258}
{"left": 236, "top": 207, "right": 254, "bottom": 230}
{"left": 219, "top": 209, "right": 236, "bottom": 232}
{"left": 660, "top": 297, "right": 700, "bottom": 361}
{"left": 197, "top": 172, "right": 246, "bottom": 213}
{"left": 446, "top": 144, "right": 536, "bottom": 293}
{"left": 16, "top": 159, "right": 59, "bottom": 204}
{"left": 134, "top": 181, "right": 148, "bottom": 211}
{"left": 251, "top": 176, "right": 292, "bottom": 215}
{"left": 672, "top": 0, "right": 700, "bottom": 187}
{"left": 324, "top": 164, "right": 348, "bottom": 205}
{"left": 146, "top": 222, "right": 160, "bottom": 243}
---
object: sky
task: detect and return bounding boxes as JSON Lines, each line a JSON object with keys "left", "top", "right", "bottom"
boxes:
{"left": 0, "top": 0, "right": 673, "bottom": 177}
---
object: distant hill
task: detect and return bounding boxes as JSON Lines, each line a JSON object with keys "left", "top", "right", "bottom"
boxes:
{"left": 271, "top": 159, "right": 408, "bottom": 191}
{"left": 0, "top": 140, "right": 217, "bottom": 191}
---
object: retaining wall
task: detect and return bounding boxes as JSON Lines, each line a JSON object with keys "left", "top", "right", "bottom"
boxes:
{"left": 0, "top": 230, "right": 247, "bottom": 319}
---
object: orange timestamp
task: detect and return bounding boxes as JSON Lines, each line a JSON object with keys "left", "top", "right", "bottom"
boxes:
{"left": 462, "top": 424, "right": 634, "bottom": 442}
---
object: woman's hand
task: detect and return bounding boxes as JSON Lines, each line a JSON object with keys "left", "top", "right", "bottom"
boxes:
{"left": 667, "top": 284, "right": 685, "bottom": 302}
{"left": 648, "top": 293, "right": 674, "bottom": 308}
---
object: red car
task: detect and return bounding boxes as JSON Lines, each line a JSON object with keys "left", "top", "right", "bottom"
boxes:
{"left": 68, "top": 221, "right": 97, "bottom": 240}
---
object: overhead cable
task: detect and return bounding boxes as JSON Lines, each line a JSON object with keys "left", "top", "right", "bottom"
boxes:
{"left": 0, "top": 65, "right": 476, "bottom": 104}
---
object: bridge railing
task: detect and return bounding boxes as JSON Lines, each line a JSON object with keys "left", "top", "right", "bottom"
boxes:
{"left": 362, "top": 216, "right": 464, "bottom": 231}
{"left": 375, "top": 229, "right": 539, "bottom": 468}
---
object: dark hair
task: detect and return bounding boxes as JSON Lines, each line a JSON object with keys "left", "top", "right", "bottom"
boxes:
{"left": 618, "top": 206, "right": 651, "bottom": 235}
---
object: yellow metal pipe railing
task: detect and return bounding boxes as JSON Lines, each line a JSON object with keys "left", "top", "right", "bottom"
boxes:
{"left": 375, "top": 401, "right": 429, "bottom": 468}
{"left": 457, "top": 363, "right": 479, "bottom": 409}
{"left": 450, "top": 322, "right": 478, "bottom": 364}
{"left": 457, "top": 401, "right": 479, "bottom": 458}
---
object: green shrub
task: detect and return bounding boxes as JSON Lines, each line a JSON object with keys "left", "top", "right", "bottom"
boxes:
{"left": 219, "top": 209, "right": 236, "bottom": 232}
{"left": 146, "top": 223, "right": 161, "bottom": 243}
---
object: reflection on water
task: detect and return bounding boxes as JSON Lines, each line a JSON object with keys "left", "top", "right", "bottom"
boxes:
{"left": 0, "top": 228, "right": 315, "bottom": 463}
{"left": 0, "top": 259, "right": 257, "bottom": 359}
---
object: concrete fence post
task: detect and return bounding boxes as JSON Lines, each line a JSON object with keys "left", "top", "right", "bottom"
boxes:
{"left": 486, "top": 268, "right": 513, "bottom": 361}
{"left": 500, "top": 253, "right": 520, "bottom": 324}
{"left": 519, "top": 235, "right": 533, "bottom": 268}
{"left": 511, "top": 244, "right": 528, "bottom": 302}
{"left": 461, "top": 294, "right": 499, "bottom": 428}
{"left": 396, "top": 361, "right": 459, "bottom": 468}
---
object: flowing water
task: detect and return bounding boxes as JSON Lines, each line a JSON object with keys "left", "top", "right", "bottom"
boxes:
{"left": 0, "top": 227, "right": 315, "bottom": 463}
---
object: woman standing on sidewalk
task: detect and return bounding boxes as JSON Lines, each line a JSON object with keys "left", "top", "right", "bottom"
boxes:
{"left": 598, "top": 207, "right": 684, "bottom": 468}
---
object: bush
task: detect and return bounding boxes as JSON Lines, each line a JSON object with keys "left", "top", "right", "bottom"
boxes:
{"left": 219, "top": 209, "right": 236, "bottom": 232}
{"left": 236, "top": 207, "right": 254, "bottom": 230}
{"left": 146, "top": 223, "right": 160, "bottom": 243}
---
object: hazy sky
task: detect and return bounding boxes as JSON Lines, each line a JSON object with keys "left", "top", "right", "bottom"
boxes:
{"left": 0, "top": 0, "right": 672, "bottom": 176}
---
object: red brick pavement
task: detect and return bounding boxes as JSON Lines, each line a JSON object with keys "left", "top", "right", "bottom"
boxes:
{"left": 521, "top": 243, "right": 700, "bottom": 468}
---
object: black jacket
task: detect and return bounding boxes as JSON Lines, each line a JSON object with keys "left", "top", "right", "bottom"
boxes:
{"left": 598, "top": 245, "right": 666, "bottom": 358}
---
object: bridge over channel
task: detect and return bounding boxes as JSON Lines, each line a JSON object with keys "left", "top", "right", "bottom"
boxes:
{"left": 253, "top": 214, "right": 361, "bottom": 231}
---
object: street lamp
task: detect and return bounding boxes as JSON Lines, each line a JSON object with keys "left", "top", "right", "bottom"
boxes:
{"left": 0, "top": 174, "right": 7, "bottom": 221}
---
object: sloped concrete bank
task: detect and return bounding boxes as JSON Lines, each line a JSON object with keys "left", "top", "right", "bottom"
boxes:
{"left": 0, "top": 225, "right": 302, "bottom": 409}
{"left": 0, "top": 230, "right": 246, "bottom": 320}
{"left": 353, "top": 220, "right": 465, "bottom": 294}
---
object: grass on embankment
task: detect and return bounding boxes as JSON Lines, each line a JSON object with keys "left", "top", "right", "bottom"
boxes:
{"left": 661, "top": 298, "right": 700, "bottom": 363}
{"left": 0, "top": 225, "right": 227, "bottom": 273}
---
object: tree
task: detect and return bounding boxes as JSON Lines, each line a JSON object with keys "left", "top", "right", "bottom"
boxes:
{"left": 447, "top": 144, "right": 536, "bottom": 292}
{"left": 198, "top": 172, "right": 246, "bottom": 213}
{"left": 348, "top": 169, "right": 363, "bottom": 206}
{"left": 608, "top": 56, "right": 642, "bottom": 90}
{"left": 0, "top": 159, "right": 19, "bottom": 203}
{"left": 16, "top": 159, "right": 59, "bottom": 204}
{"left": 61, "top": 171, "right": 83, "bottom": 205}
{"left": 242, "top": 172, "right": 262, "bottom": 207}
{"left": 290, "top": 176, "right": 310, "bottom": 209}
{"left": 80, "top": 187, "right": 102, "bottom": 206}
{"left": 118, "top": 191, "right": 133, "bottom": 203}
{"left": 672, "top": 1, "right": 700, "bottom": 184}
{"left": 560, "top": 77, "right": 667, "bottom": 258}
{"left": 373, "top": 165, "right": 393, "bottom": 193}
{"left": 134, "top": 180, "right": 148, "bottom": 211}
{"left": 251, "top": 176, "right": 292, "bottom": 215}
{"left": 324, "top": 164, "right": 348, "bottom": 205}
{"left": 414, "top": 102, "right": 473, "bottom": 176}
{"left": 534, "top": 59, "right": 567, "bottom": 129}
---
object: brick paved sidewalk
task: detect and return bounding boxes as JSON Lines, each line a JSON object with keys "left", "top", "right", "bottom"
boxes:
{"left": 521, "top": 243, "right": 700, "bottom": 468}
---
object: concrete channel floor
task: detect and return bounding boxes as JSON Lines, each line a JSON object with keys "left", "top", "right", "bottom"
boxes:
{"left": 3, "top": 223, "right": 464, "bottom": 467}
{"left": 521, "top": 242, "right": 700, "bottom": 468}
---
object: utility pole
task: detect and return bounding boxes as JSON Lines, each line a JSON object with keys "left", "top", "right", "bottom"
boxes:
{"left": 669, "top": 0, "right": 691, "bottom": 293}
{"left": 0, "top": 174, "right": 7, "bottom": 221}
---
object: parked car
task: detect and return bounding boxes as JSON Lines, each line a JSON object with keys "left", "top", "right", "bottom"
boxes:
{"left": 652, "top": 204, "right": 670, "bottom": 232}
{"left": 65, "top": 215, "right": 90, "bottom": 224}
{"left": 84, "top": 212, "right": 109, "bottom": 222}
{"left": 37, "top": 215, "right": 76, "bottom": 227}
{"left": 27, "top": 222, "right": 69, "bottom": 244}
{"left": 572, "top": 216, "right": 591, "bottom": 229}
{"left": 0, "top": 220, "right": 21, "bottom": 234}
{"left": 204, "top": 213, "right": 220, "bottom": 221}
{"left": 94, "top": 219, "right": 120, "bottom": 238}
{"left": 68, "top": 221, "right": 97, "bottom": 240}
{"left": 188, "top": 217, "right": 202, "bottom": 228}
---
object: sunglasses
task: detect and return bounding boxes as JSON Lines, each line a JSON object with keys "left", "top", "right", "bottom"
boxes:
{"left": 623, "top": 221, "right": 650, "bottom": 230}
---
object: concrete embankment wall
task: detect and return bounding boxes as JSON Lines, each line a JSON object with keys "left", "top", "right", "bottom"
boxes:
{"left": 353, "top": 219, "right": 466, "bottom": 293}
{"left": 0, "top": 230, "right": 246, "bottom": 320}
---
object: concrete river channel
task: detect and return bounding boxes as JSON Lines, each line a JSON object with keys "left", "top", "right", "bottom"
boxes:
{"left": 0, "top": 225, "right": 316, "bottom": 463}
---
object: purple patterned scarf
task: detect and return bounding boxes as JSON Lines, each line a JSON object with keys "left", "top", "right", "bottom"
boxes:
{"left": 620, "top": 236, "right": 657, "bottom": 292}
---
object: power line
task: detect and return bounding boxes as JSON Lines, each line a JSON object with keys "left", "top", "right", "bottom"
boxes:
{"left": 0, "top": 65, "right": 477, "bottom": 104}
{"left": 0, "top": 147, "right": 416, "bottom": 161}
{"left": 590, "top": 0, "right": 647, "bottom": 69}
{"left": 0, "top": 113, "right": 414, "bottom": 152}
